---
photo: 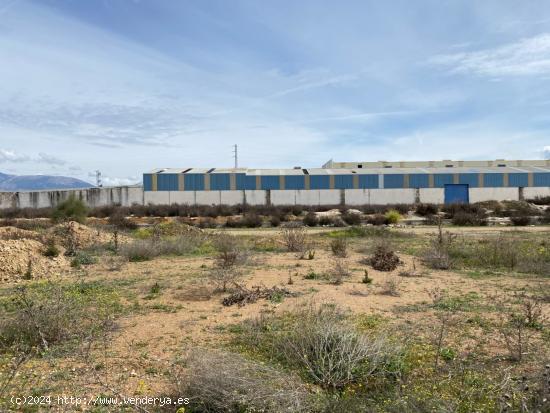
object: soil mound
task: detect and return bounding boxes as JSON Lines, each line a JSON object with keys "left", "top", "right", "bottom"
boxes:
{"left": 0, "top": 239, "right": 69, "bottom": 281}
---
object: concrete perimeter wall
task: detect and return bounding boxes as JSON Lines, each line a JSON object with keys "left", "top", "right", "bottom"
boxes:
{"left": 0, "top": 186, "right": 143, "bottom": 209}
{"left": 1, "top": 186, "right": 548, "bottom": 209}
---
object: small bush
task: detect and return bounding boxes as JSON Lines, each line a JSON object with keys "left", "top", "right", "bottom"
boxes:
{"left": 330, "top": 238, "right": 348, "bottom": 258}
{"left": 242, "top": 213, "right": 262, "bottom": 228}
{"left": 237, "top": 304, "right": 400, "bottom": 390}
{"left": 208, "top": 267, "right": 241, "bottom": 292}
{"left": 510, "top": 214, "right": 531, "bottom": 226}
{"left": 442, "top": 203, "right": 483, "bottom": 217}
{"left": 51, "top": 196, "right": 88, "bottom": 223}
{"left": 43, "top": 239, "right": 60, "bottom": 258}
{"left": 269, "top": 215, "right": 281, "bottom": 227}
{"left": 224, "top": 217, "right": 243, "bottom": 228}
{"left": 367, "top": 214, "right": 387, "bottom": 226}
{"left": 108, "top": 210, "right": 137, "bottom": 230}
{"left": 303, "top": 212, "right": 319, "bottom": 227}
{"left": 384, "top": 210, "right": 402, "bottom": 224}
{"left": 451, "top": 211, "right": 487, "bottom": 226}
{"left": 213, "top": 232, "right": 248, "bottom": 269}
{"left": 281, "top": 224, "right": 307, "bottom": 253}
{"left": 70, "top": 251, "right": 97, "bottom": 268}
{"left": 528, "top": 196, "right": 550, "bottom": 205}
{"left": 415, "top": 203, "right": 438, "bottom": 216}
{"left": 0, "top": 281, "right": 121, "bottom": 352}
{"left": 362, "top": 270, "right": 373, "bottom": 284}
{"left": 369, "top": 243, "right": 400, "bottom": 271}
{"left": 327, "top": 258, "right": 351, "bottom": 284}
{"left": 342, "top": 211, "right": 361, "bottom": 225}
{"left": 318, "top": 216, "right": 334, "bottom": 226}
{"left": 423, "top": 220, "right": 455, "bottom": 270}
{"left": 379, "top": 276, "right": 401, "bottom": 297}
{"left": 120, "top": 240, "right": 158, "bottom": 262}
{"left": 176, "top": 349, "right": 315, "bottom": 413}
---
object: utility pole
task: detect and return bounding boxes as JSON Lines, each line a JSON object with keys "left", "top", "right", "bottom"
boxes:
{"left": 232, "top": 144, "right": 238, "bottom": 168}
{"left": 95, "top": 170, "right": 102, "bottom": 187}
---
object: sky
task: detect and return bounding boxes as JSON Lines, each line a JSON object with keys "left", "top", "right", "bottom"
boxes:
{"left": 1, "top": 0, "right": 550, "bottom": 185}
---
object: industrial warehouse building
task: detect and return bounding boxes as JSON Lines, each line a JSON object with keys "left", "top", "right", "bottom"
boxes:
{"left": 2, "top": 159, "right": 550, "bottom": 210}
{"left": 142, "top": 159, "right": 550, "bottom": 206}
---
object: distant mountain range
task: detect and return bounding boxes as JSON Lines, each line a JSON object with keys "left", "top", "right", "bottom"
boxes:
{"left": 0, "top": 172, "right": 93, "bottom": 191}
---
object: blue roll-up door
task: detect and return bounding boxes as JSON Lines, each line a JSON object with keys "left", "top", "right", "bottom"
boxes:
{"left": 444, "top": 184, "right": 469, "bottom": 204}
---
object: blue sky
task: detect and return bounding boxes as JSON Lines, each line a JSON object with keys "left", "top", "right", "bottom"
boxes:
{"left": 1, "top": 0, "right": 550, "bottom": 185}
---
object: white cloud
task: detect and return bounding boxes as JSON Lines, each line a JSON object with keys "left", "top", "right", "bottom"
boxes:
{"left": 0, "top": 148, "right": 69, "bottom": 166}
{"left": 431, "top": 33, "right": 550, "bottom": 77}
{"left": 102, "top": 176, "right": 141, "bottom": 186}
{"left": 37, "top": 152, "right": 66, "bottom": 165}
{"left": 0, "top": 149, "right": 29, "bottom": 162}
{"left": 543, "top": 146, "right": 550, "bottom": 159}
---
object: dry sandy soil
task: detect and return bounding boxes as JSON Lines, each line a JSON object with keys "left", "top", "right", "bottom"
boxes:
{"left": 1, "top": 223, "right": 549, "bottom": 410}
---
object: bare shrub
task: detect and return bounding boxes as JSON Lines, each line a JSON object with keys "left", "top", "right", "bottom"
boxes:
{"left": 120, "top": 239, "right": 159, "bottom": 262}
{"left": 207, "top": 267, "right": 241, "bottom": 293}
{"left": 222, "top": 285, "right": 296, "bottom": 306}
{"left": 428, "top": 288, "right": 459, "bottom": 369}
{"left": 398, "top": 259, "right": 422, "bottom": 277}
{"left": 212, "top": 232, "right": 248, "bottom": 269}
{"left": 330, "top": 237, "right": 348, "bottom": 258}
{"left": 281, "top": 223, "right": 307, "bottom": 253}
{"left": 175, "top": 349, "right": 315, "bottom": 413}
{"left": 120, "top": 232, "right": 208, "bottom": 261}
{"left": 327, "top": 259, "right": 351, "bottom": 285}
{"left": 423, "top": 217, "right": 455, "bottom": 270}
{"left": 173, "top": 285, "right": 212, "bottom": 302}
{"left": 303, "top": 211, "right": 319, "bottom": 227}
{"left": 369, "top": 243, "right": 400, "bottom": 271}
{"left": 493, "top": 293, "right": 546, "bottom": 362}
{"left": 108, "top": 210, "right": 137, "bottom": 230}
{"left": 0, "top": 282, "right": 121, "bottom": 352}
{"left": 378, "top": 276, "right": 401, "bottom": 297}
{"left": 342, "top": 211, "right": 361, "bottom": 225}
{"left": 242, "top": 304, "right": 398, "bottom": 390}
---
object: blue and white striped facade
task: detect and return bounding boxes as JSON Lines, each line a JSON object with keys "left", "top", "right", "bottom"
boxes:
{"left": 142, "top": 164, "right": 550, "bottom": 205}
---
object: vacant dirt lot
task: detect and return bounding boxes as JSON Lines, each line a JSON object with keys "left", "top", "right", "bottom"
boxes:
{"left": 1, "top": 220, "right": 549, "bottom": 412}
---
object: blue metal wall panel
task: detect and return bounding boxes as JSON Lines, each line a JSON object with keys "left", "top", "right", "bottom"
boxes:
{"left": 444, "top": 184, "right": 469, "bottom": 204}
{"left": 285, "top": 175, "right": 305, "bottom": 190}
{"left": 143, "top": 174, "right": 152, "bottom": 191}
{"left": 210, "top": 173, "right": 230, "bottom": 190}
{"left": 334, "top": 175, "right": 354, "bottom": 189}
{"left": 459, "top": 173, "right": 478, "bottom": 188}
{"left": 358, "top": 174, "right": 378, "bottom": 189}
{"left": 157, "top": 174, "right": 178, "bottom": 191}
{"left": 534, "top": 173, "right": 550, "bottom": 187}
{"left": 409, "top": 174, "right": 430, "bottom": 188}
{"left": 483, "top": 173, "right": 503, "bottom": 187}
{"left": 384, "top": 174, "right": 404, "bottom": 188}
{"left": 309, "top": 175, "right": 330, "bottom": 189}
{"left": 261, "top": 176, "right": 280, "bottom": 190}
{"left": 508, "top": 173, "right": 528, "bottom": 187}
{"left": 235, "top": 174, "right": 252, "bottom": 190}
{"left": 184, "top": 173, "right": 205, "bottom": 191}
{"left": 243, "top": 176, "right": 257, "bottom": 190}
{"left": 434, "top": 174, "right": 454, "bottom": 188}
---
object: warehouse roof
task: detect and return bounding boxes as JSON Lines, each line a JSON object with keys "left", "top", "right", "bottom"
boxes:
{"left": 148, "top": 166, "right": 550, "bottom": 175}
